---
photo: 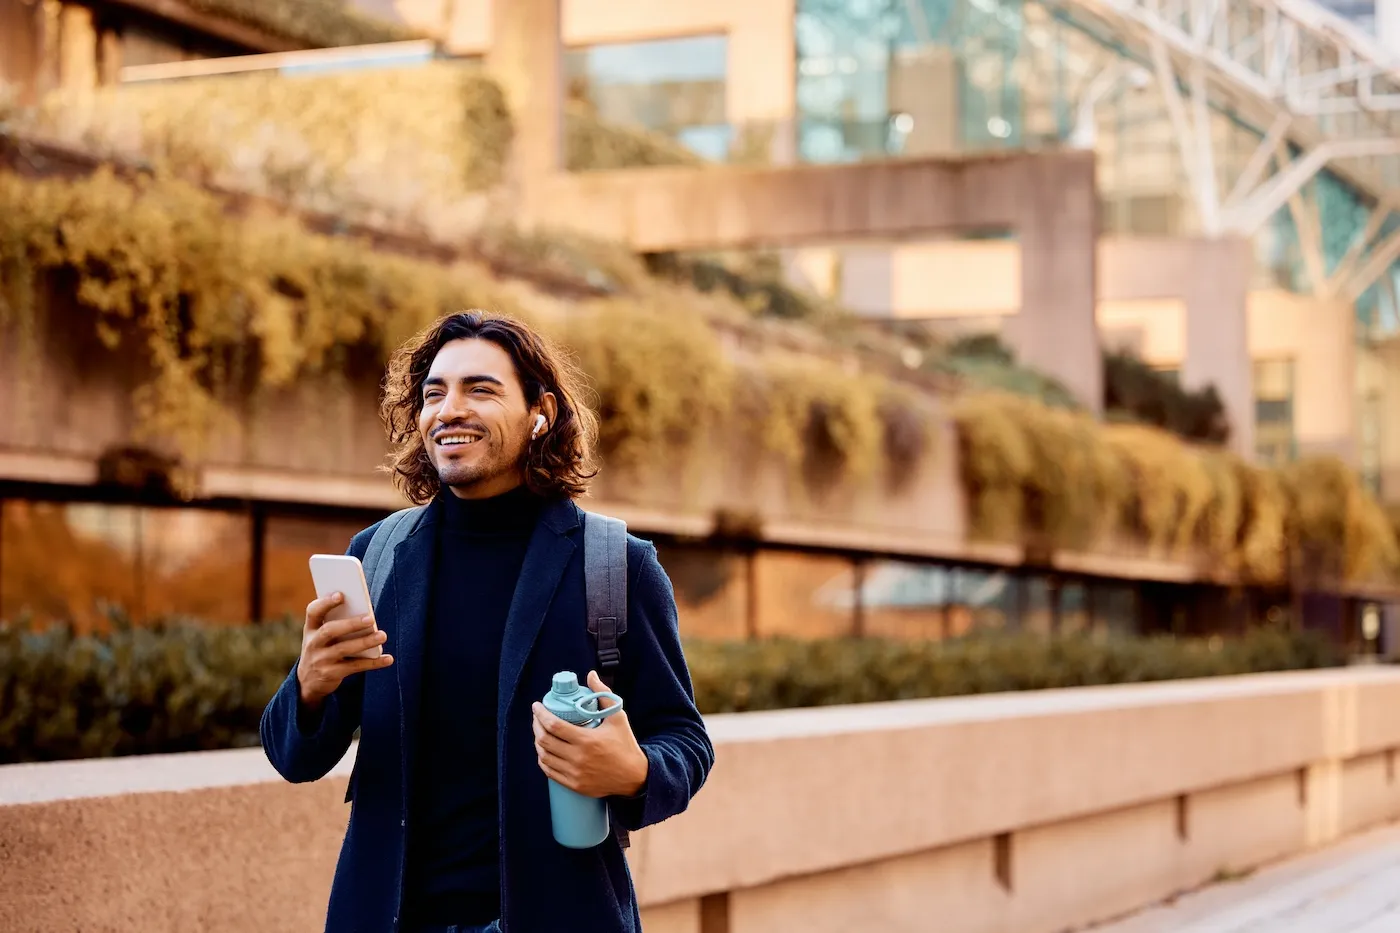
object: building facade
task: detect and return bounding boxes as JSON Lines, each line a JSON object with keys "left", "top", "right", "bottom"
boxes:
{"left": 385, "top": 0, "right": 1400, "bottom": 488}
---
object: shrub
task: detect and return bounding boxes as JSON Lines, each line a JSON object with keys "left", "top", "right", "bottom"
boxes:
{"left": 0, "top": 615, "right": 302, "bottom": 763}
{"left": 1104, "top": 350, "right": 1230, "bottom": 444}
{"left": 0, "top": 618, "right": 1342, "bottom": 763}
{"left": 685, "top": 627, "right": 1344, "bottom": 714}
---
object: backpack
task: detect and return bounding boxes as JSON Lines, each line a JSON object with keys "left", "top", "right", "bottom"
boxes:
{"left": 361, "top": 503, "right": 632, "bottom": 848}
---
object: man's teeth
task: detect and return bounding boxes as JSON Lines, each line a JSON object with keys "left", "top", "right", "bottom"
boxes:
{"left": 438, "top": 436, "right": 480, "bottom": 446}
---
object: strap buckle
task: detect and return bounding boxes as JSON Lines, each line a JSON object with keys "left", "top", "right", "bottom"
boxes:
{"left": 589, "top": 616, "right": 624, "bottom": 669}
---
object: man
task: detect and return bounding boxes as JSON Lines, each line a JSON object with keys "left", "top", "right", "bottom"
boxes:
{"left": 260, "top": 311, "right": 715, "bottom": 933}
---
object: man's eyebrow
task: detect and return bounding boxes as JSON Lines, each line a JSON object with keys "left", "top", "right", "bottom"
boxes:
{"left": 423, "top": 374, "right": 505, "bottom": 390}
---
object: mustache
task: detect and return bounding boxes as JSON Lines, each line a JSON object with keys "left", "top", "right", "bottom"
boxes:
{"left": 430, "top": 421, "right": 488, "bottom": 439}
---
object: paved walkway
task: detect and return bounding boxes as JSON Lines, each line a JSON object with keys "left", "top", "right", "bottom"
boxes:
{"left": 1090, "top": 822, "right": 1400, "bottom": 933}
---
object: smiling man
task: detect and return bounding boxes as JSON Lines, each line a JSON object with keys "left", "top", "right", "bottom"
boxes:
{"left": 259, "top": 311, "right": 714, "bottom": 933}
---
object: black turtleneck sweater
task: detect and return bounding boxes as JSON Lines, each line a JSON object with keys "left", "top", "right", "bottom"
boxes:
{"left": 402, "top": 484, "right": 544, "bottom": 927}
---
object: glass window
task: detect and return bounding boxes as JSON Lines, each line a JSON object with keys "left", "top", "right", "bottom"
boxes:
{"left": 1254, "top": 358, "right": 1296, "bottom": 465}
{"left": 652, "top": 541, "right": 749, "bottom": 641}
{"left": 1088, "top": 581, "right": 1139, "bottom": 635}
{"left": 1, "top": 500, "right": 250, "bottom": 629}
{"left": 859, "top": 559, "right": 951, "bottom": 640}
{"left": 564, "top": 34, "right": 728, "bottom": 160}
{"left": 752, "top": 550, "right": 856, "bottom": 638}
{"left": 1059, "top": 580, "right": 1089, "bottom": 634}
{"left": 796, "top": 0, "right": 904, "bottom": 162}
{"left": 139, "top": 508, "right": 252, "bottom": 624}
{"left": 858, "top": 561, "right": 1018, "bottom": 639}
{"left": 261, "top": 514, "right": 378, "bottom": 624}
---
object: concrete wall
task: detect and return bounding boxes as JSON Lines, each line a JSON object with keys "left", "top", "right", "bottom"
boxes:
{"left": 3, "top": 667, "right": 1400, "bottom": 932}
{"left": 532, "top": 151, "right": 1103, "bottom": 414}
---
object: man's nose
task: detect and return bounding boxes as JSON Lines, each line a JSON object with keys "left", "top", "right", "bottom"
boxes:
{"left": 438, "top": 388, "right": 475, "bottom": 422}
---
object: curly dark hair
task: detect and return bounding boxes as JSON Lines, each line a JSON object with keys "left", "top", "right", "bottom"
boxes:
{"left": 379, "top": 310, "right": 598, "bottom": 504}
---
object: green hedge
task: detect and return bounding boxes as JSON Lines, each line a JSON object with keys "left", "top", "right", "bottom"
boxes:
{"left": 0, "top": 619, "right": 1344, "bottom": 763}
{"left": 684, "top": 627, "right": 1343, "bottom": 714}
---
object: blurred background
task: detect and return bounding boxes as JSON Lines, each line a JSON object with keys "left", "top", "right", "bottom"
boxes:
{"left": 4, "top": 0, "right": 1400, "bottom": 930}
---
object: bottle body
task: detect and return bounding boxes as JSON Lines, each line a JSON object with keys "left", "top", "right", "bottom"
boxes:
{"left": 547, "top": 773, "right": 612, "bottom": 849}
{"left": 540, "top": 671, "right": 625, "bottom": 849}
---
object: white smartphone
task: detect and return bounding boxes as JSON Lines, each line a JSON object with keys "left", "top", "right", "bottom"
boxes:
{"left": 308, "top": 554, "right": 382, "bottom": 660}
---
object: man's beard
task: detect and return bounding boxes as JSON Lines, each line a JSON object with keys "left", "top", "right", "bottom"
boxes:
{"left": 433, "top": 439, "right": 522, "bottom": 491}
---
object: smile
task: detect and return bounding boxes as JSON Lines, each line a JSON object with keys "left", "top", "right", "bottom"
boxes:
{"left": 435, "top": 433, "right": 483, "bottom": 447}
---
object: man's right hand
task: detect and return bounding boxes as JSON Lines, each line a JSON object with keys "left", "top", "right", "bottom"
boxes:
{"left": 297, "top": 592, "right": 394, "bottom": 711}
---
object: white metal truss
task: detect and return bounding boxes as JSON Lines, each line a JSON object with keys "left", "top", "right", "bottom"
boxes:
{"left": 1039, "top": 0, "right": 1400, "bottom": 298}
{"left": 1085, "top": 0, "right": 1400, "bottom": 116}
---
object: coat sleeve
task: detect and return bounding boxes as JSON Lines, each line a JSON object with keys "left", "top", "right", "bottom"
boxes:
{"left": 259, "top": 525, "right": 378, "bottom": 784}
{"left": 607, "top": 540, "right": 715, "bottom": 832}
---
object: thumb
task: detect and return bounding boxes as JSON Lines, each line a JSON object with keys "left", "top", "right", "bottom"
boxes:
{"left": 588, "top": 670, "right": 616, "bottom": 709}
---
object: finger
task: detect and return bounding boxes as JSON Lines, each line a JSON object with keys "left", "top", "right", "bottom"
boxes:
{"left": 314, "top": 614, "right": 377, "bottom": 646}
{"left": 536, "top": 750, "right": 575, "bottom": 785}
{"left": 305, "top": 593, "right": 343, "bottom": 629}
{"left": 534, "top": 728, "right": 577, "bottom": 761}
{"left": 531, "top": 703, "right": 578, "bottom": 743}
{"left": 323, "top": 629, "right": 386, "bottom": 660}
{"left": 328, "top": 654, "right": 394, "bottom": 677}
{"left": 587, "top": 670, "right": 617, "bottom": 709}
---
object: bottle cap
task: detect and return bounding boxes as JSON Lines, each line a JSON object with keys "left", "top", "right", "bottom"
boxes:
{"left": 551, "top": 671, "right": 579, "bottom": 695}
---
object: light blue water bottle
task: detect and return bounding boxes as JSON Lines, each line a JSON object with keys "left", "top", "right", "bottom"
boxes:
{"left": 542, "top": 671, "right": 625, "bottom": 848}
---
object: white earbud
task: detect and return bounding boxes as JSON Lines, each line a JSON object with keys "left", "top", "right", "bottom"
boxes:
{"left": 532, "top": 414, "right": 547, "bottom": 438}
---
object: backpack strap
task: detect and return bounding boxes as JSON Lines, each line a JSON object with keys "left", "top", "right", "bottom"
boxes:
{"left": 583, "top": 510, "right": 632, "bottom": 849}
{"left": 583, "top": 511, "right": 629, "bottom": 675}
{"left": 342, "top": 505, "right": 422, "bottom": 805}
{"left": 364, "top": 506, "right": 425, "bottom": 612}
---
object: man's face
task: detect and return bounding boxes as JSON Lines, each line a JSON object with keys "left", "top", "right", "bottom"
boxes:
{"left": 418, "top": 338, "right": 535, "bottom": 500}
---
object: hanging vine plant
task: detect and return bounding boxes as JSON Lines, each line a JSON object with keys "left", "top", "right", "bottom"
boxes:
{"left": 0, "top": 165, "right": 932, "bottom": 499}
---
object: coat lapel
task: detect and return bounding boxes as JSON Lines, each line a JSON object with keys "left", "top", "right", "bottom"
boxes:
{"left": 390, "top": 498, "right": 441, "bottom": 795}
{"left": 497, "top": 498, "right": 579, "bottom": 745}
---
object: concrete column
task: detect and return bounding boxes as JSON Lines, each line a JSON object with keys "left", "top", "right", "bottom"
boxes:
{"left": 1379, "top": 0, "right": 1400, "bottom": 58}
{"left": 487, "top": 0, "right": 562, "bottom": 219}
{"left": 0, "top": 0, "right": 45, "bottom": 104}
{"left": 837, "top": 246, "right": 895, "bottom": 317}
{"left": 1181, "top": 237, "right": 1254, "bottom": 458}
{"left": 1294, "top": 297, "right": 1356, "bottom": 463}
{"left": 1005, "top": 156, "right": 1102, "bottom": 413}
{"left": 58, "top": 4, "right": 98, "bottom": 91}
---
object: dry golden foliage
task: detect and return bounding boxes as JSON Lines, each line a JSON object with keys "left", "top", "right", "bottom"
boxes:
{"left": 26, "top": 63, "right": 510, "bottom": 234}
{"left": 954, "top": 393, "right": 1387, "bottom": 586}
{"left": 1282, "top": 456, "right": 1400, "bottom": 584}
{"left": 0, "top": 167, "right": 927, "bottom": 498}
{"left": 0, "top": 168, "right": 519, "bottom": 462}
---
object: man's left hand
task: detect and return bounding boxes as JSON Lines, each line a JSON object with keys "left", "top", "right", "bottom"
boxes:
{"left": 532, "top": 671, "right": 649, "bottom": 799}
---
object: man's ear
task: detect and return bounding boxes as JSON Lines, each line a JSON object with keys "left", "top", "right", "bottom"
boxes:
{"left": 536, "top": 392, "right": 559, "bottom": 433}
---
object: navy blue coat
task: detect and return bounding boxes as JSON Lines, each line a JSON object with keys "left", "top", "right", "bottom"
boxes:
{"left": 260, "top": 497, "right": 715, "bottom": 933}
